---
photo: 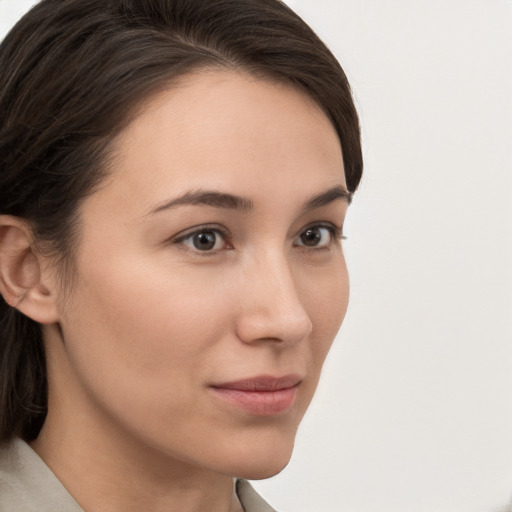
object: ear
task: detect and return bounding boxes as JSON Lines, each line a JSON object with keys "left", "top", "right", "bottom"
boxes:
{"left": 0, "top": 216, "right": 60, "bottom": 324}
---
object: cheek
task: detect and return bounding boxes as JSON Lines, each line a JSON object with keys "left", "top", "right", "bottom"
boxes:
{"left": 58, "top": 254, "right": 233, "bottom": 409}
{"left": 70, "top": 247, "right": 227, "bottom": 335}
{"left": 303, "top": 259, "right": 349, "bottom": 366}
{"left": 55, "top": 263, "right": 241, "bottom": 463}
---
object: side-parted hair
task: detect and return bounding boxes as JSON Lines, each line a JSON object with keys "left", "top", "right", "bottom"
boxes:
{"left": 0, "top": 0, "right": 363, "bottom": 442}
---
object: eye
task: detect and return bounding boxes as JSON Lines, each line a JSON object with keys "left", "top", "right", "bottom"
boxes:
{"left": 295, "top": 225, "right": 341, "bottom": 248}
{"left": 177, "top": 227, "right": 230, "bottom": 252}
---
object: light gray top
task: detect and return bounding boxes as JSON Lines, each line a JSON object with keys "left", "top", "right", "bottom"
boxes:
{"left": 0, "top": 438, "right": 276, "bottom": 512}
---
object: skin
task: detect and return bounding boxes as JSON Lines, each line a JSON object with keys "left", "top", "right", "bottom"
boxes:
{"left": 22, "top": 70, "right": 350, "bottom": 512}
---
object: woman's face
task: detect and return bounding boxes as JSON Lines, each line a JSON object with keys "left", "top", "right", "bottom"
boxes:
{"left": 46, "top": 70, "right": 350, "bottom": 479}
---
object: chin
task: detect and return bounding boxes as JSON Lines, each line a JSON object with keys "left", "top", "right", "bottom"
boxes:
{"left": 217, "top": 427, "right": 296, "bottom": 480}
{"left": 234, "top": 456, "right": 292, "bottom": 480}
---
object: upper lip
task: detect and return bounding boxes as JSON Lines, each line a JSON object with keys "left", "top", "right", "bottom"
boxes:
{"left": 211, "top": 374, "right": 302, "bottom": 391}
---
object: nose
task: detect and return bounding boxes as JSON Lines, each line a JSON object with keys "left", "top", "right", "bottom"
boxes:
{"left": 234, "top": 251, "right": 313, "bottom": 347}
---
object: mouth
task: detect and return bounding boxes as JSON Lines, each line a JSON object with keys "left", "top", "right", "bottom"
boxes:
{"left": 209, "top": 374, "right": 301, "bottom": 416}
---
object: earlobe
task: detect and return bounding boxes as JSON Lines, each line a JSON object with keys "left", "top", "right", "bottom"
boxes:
{"left": 0, "top": 216, "right": 60, "bottom": 324}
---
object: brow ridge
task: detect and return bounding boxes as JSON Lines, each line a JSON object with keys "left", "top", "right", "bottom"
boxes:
{"left": 150, "top": 190, "right": 254, "bottom": 214}
{"left": 149, "top": 184, "right": 351, "bottom": 216}
{"left": 304, "top": 186, "right": 352, "bottom": 209}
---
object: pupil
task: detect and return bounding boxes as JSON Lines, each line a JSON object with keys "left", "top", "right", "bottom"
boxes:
{"left": 301, "top": 227, "right": 321, "bottom": 246}
{"left": 193, "top": 231, "right": 216, "bottom": 250}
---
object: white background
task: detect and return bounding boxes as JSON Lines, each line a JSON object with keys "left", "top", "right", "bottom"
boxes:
{"left": 1, "top": 1, "right": 511, "bottom": 511}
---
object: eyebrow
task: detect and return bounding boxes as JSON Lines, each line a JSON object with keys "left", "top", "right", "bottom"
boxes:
{"left": 149, "top": 185, "right": 351, "bottom": 215}
{"left": 305, "top": 185, "right": 352, "bottom": 208}
{"left": 150, "top": 190, "right": 253, "bottom": 214}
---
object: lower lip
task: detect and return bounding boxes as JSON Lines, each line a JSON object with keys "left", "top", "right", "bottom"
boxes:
{"left": 209, "top": 386, "right": 298, "bottom": 416}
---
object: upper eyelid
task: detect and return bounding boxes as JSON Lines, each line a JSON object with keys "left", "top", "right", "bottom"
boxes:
{"left": 296, "top": 221, "right": 344, "bottom": 238}
{"left": 293, "top": 224, "right": 343, "bottom": 247}
{"left": 170, "top": 225, "right": 231, "bottom": 256}
{"left": 173, "top": 224, "right": 230, "bottom": 242}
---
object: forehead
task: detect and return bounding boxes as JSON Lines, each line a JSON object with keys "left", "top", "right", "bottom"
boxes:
{"left": 98, "top": 70, "right": 346, "bottom": 213}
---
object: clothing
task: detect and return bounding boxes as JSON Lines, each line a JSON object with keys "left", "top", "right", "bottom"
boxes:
{"left": 0, "top": 438, "right": 276, "bottom": 512}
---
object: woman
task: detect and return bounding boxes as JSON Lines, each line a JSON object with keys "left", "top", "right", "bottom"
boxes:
{"left": 0, "top": 0, "right": 362, "bottom": 510}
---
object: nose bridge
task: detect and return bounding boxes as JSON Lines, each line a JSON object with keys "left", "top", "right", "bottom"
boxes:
{"left": 235, "top": 246, "right": 313, "bottom": 345}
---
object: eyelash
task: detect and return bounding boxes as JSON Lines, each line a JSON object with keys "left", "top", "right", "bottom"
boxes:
{"left": 173, "top": 224, "right": 232, "bottom": 255}
{"left": 172, "top": 223, "right": 345, "bottom": 256}
{"left": 294, "top": 223, "right": 346, "bottom": 248}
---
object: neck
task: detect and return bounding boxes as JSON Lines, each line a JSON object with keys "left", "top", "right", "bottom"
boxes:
{"left": 31, "top": 417, "right": 243, "bottom": 512}
{"left": 31, "top": 325, "right": 243, "bottom": 512}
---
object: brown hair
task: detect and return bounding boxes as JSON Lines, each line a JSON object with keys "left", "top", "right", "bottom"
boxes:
{"left": 0, "top": 0, "right": 363, "bottom": 442}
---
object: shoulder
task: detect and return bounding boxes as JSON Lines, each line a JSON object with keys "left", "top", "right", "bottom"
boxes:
{"left": 0, "top": 438, "right": 84, "bottom": 512}
{"left": 0, "top": 438, "right": 34, "bottom": 509}
{"left": 236, "top": 479, "right": 278, "bottom": 512}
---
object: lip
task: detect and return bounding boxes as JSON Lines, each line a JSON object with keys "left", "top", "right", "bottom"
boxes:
{"left": 209, "top": 374, "right": 301, "bottom": 416}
